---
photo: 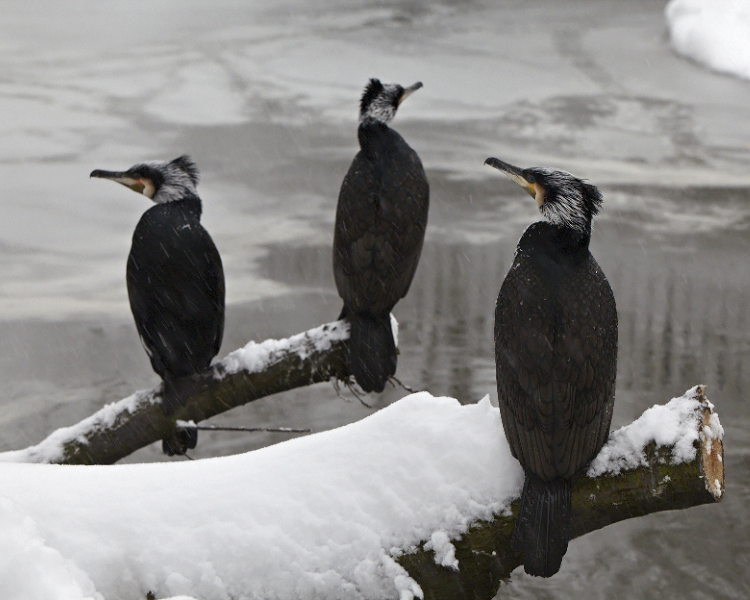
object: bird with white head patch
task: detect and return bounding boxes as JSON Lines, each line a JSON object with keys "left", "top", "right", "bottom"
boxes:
{"left": 91, "top": 156, "right": 225, "bottom": 456}
{"left": 333, "top": 78, "right": 429, "bottom": 393}
{"left": 486, "top": 157, "right": 617, "bottom": 577}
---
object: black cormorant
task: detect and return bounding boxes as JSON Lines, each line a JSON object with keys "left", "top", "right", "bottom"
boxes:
{"left": 333, "top": 78, "right": 430, "bottom": 393}
{"left": 91, "top": 155, "right": 225, "bottom": 455}
{"left": 486, "top": 158, "right": 617, "bottom": 577}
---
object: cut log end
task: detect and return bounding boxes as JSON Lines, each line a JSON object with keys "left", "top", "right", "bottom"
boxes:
{"left": 695, "top": 385, "right": 724, "bottom": 502}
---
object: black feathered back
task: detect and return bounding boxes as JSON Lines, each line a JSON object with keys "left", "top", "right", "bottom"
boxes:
{"left": 335, "top": 85, "right": 429, "bottom": 392}
{"left": 333, "top": 125, "right": 429, "bottom": 315}
{"left": 495, "top": 220, "right": 617, "bottom": 576}
{"left": 127, "top": 196, "right": 225, "bottom": 399}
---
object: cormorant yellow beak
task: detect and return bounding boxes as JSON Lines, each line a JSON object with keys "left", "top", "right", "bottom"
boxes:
{"left": 484, "top": 157, "right": 542, "bottom": 207}
{"left": 90, "top": 169, "right": 147, "bottom": 196}
{"left": 398, "top": 81, "right": 423, "bottom": 106}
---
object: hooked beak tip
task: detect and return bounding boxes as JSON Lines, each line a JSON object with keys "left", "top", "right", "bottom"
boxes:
{"left": 485, "top": 158, "right": 508, "bottom": 173}
{"left": 90, "top": 169, "right": 117, "bottom": 180}
{"left": 398, "top": 81, "right": 424, "bottom": 105}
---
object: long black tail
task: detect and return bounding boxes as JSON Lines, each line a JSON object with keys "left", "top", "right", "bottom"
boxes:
{"left": 512, "top": 472, "right": 571, "bottom": 577}
{"left": 161, "top": 375, "right": 199, "bottom": 415}
{"left": 342, "top": 308, "right": 397, "bottom": 393}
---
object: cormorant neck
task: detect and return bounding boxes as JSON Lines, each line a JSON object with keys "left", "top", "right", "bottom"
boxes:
{"left": 552, "top": 224, "right": 590, "bottom": 253}
{"left": 520, "top": 221, "right": 591, "bottom": 258}
{"left": 358, "top": 118, "right": 390, "bottom": 158}
{"left": 164, "top": 191, "right": 202, "bottom": 220}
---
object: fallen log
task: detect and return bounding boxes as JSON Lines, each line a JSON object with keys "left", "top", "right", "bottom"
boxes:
{"left": 397, "top": 385, "right": 724, "bottom": 600}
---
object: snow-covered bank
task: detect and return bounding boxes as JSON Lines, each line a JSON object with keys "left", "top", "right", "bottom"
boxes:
{"left": 0, "top": 388, "right": 721, "bottom": 600}
{"left": 666, "top": 0, "right": 750, "bottom": 80}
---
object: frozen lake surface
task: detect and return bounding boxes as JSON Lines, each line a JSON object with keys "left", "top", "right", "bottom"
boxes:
{"left": 0, "top": 0, "right": 748, "bottom": 598}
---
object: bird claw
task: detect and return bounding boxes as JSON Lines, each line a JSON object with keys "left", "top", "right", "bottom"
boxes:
{"left": 333, "top": 376, "right": 372, "bottom": 408}
{"left": 162, "top": 422, "right": 198, "bottom": 456}
{"left": 388, "top": 375, "right": 419, "bottom": 394}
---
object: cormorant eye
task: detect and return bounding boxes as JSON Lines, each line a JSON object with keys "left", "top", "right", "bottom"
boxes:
{"left": 525, "top": 174, "right": 536, "bottom": 184}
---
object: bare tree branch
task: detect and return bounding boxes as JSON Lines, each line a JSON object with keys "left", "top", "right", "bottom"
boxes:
{"left": 0, "top": 320, "right": 352, "bottom": 464}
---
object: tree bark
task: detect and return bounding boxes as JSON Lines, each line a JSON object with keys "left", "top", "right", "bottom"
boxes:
{"left": 396, "top": 385, "right": 724, "bottom": 600}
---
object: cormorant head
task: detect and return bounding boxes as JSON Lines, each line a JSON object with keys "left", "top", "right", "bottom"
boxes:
{"left": 90, "top": 155, "right": 199, "bottom": 204}
{"left": 484, "top": 158, "right": 602, "bottom": 233}
{"left": 359, "top": 78, "right": 423, "bottom": 125}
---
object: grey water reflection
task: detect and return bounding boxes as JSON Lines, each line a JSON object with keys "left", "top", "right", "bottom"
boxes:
{"left": 259, "top": 224, "right": 750, "bottom": 422}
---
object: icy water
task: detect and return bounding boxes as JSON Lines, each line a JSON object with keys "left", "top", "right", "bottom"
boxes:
{"left": 0, "top": 0, "right": 749, "bottom": 597}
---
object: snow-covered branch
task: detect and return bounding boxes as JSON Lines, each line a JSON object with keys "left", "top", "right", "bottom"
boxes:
{"left": 0, "top": 320, "right": 352, "bottom": 464}
{"left": 0, "top": 387, "right": 723, "bottom": 600}
{"left": 398, "top": 386, "right": 724, "bottom": 600}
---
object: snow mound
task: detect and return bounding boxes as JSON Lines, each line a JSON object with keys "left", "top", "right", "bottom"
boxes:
{"left": 0, "top": 387, "right": 717, "bottom": 599}
{"left": 0, "top": 497, "right": 102, "bottom": 600}
{"left": 666, "top": 0, "right": 750, "bottom": 80}
{"left": 0, "top": 393, "right": 521, "bottom": 600}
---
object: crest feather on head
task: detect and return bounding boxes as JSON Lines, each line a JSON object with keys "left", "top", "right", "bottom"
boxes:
{"left": 170, "top": 155, "right": 199, "bottom": 186}
{"left": 360, "top": 79, "right": 385, "bottom": 116}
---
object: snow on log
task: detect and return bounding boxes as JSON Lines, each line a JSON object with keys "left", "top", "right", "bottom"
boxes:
{"left": 0, "top": 320, "right": 352, "bottom": 464}
{"left": 398, "top": 385, "right": 724, "bottom": 599}
{"left": 0, "top": 387, "right": 723, "bottom": 600}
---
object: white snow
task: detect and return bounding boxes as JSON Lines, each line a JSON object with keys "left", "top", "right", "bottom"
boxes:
{"left": 221, "top": 319, "right": 350, "bottom": 375}
{"left": 588, "top": 386, "right": 722, "bottom": 477}
{"left": 221, "top": 316, "right": 397, "bottom": 377}
{"left": 666, "top": 0, "right": 750, "bottom": 81}
{"left": 0, "top": 497, "right": 100, "bottom": 600}
{"left": 0, "top": 387, "right": 717, "bottom": 599}
{"left": 0, "top": 390, "right": 150, "bottom": 464}
{"left": 0, "top": 393, "right": 520, "bottom": 600}
{"left": 424, "top": 531, "right": 459, "bottom": 571}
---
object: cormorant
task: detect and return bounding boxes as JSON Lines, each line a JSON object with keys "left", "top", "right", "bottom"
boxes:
{"left": 486, "top": 158, "right": 617, "bottom": 577}
{"left": 333, "top": 78, "right": 430, "bottom": 393}
{"left": 91, "top": 155, "right": 225, "bottom": 456}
